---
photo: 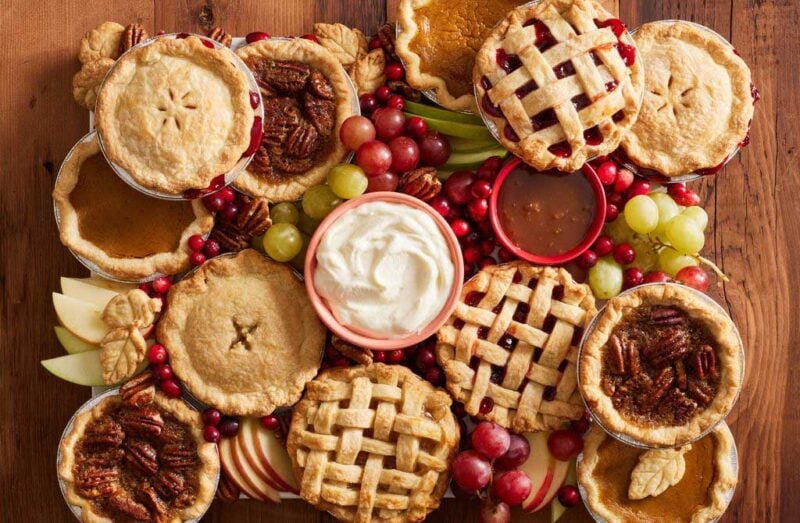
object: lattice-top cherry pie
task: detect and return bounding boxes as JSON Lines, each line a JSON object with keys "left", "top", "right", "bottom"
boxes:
{"left": 473, "top": 0, "right": 644, "bottom": 172}
{"left": 287, "top": 364, "right": 459, "bottom": 523}
{"left": 436, "top": 262, "right": 596, "bottom": 433}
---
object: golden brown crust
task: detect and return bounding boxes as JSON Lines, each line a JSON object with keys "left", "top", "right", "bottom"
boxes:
{"left": 79, "top": 21, "right": 125, "bottom": 64}
{"left": 52, "top": 132, "right": 214, "bottom": 281}
{"left": 72, "top": 58, "right": 115, "bottom": 111}
{"left": 621, "top": 21, "right": 755, "bottom": 177}
{"left": 578, "top": 284, "right": 743, "bottom": 447}
{"left": 157, "top": 250, "right": 325, "bottom": 416}
{"left": 233, "top": 38, "right": 356, "bottom": 202}
{"left": 95, "top": 36, "right": 254, "bottom": 195}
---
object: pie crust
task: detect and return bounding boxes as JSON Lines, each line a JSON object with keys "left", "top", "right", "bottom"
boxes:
{"left": 578, "top": 424, "right": 737, "bottom": 523}
{"left": 473, "top": 0, "right": 644, "bottom": 172}
{"left": 58, "top": 392, "right": 219, "bottom": 523}
{"left": 95, "top": 36, "right": 254, "bottom": 195}
{"left": 52, "top": 133, "right": 214, "bottom": 281}
{"left": 621, "top": 22, "right": 755, "bottom": 177}
{"left": 437, "top": 262, "right": 596, "bottom": 433}
{"left": 579, "top": 284, "right": 743, "bottom": 447}
{"left": 234, "top": 38, "right": 355, "bottom": 202}
{"left": 287, "top": 364, "right": 459, "bottom": 523}
{"left": 156, "top": 249, "right": 325, "bottom": 416}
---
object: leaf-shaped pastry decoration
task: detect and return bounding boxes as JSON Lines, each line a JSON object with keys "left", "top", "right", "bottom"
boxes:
{"left": 100, "top": 327, "right": 147, "bottom": 385}
{"left": 351, "top": 49, "right": 386, "bottom": 95}
{"left": 628, "top": 445, "right": 692, "bottom": 500}
{"left": 102, "top": 289, "right": 162, "bottom": 330}
{"left": 313, "top": 23, "right": 368, "bottom": 67}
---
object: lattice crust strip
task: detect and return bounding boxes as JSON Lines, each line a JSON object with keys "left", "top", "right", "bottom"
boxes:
{"left": 288, "top": 364, "right": 459, "bottom": 523}
{"left": 437, "top": 262, "right": 597, "bottom": 433}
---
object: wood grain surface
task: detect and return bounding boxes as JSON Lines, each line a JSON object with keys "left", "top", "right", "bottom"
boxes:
{"left": 0, "top": 1, "right": 793, "bottom": 521}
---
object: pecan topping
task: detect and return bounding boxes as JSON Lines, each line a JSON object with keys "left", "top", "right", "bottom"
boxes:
{"left": 657, "top": 388, "right": 698, "bottom": 425}
{"left": 643, "top": 329, "right": 689, "bottom": 368}
{"left": 160, "top": 442, "right": 197, "bottom": 470}
{"left": 207, "top": 26, "right": 232, "bottom": 47}
{"left": 272, "top": 154, "right": 314, "bottom": 174}
{"left": 124, "top": 439, "right": 159, "bottom": 476}
{"left": 329, "top": 334, "right": 373, "bottom": 365}
{"left": 640, "top": 367, "right": 674, "bottom": 410}
{"left": 304, "top": 93, "right": 336, "bottom": 136}
{"left": 249, "top": 145, "right": 273, "bottom": 178}
{"left": 650, "top": 307, "right": 685, "bottom": 326}
{"left": 285, "top": 123, "right": 319, "bottom": 159}
{"left": 108, "top": 492, "right": 150, "bottom": 520}
{"left": 155, "top": 470, "right": 185, "bottom": 499}
{"left": 216, "top": 471, "right": 241, "bottom": 504}
{"left": 174, "top": 486, "right": 197, "bottom": 508}
{"left": 83, "top": 448, "right": 124, "bottom": 468}
{"left": 607, "top": 334, "right": 640, "bottom": 376}
{"left": 119, "top": 23, "right": 149, "bottom": 55}
{"left": 399, "top": 167, "right": 442, "bottom": 202}
{"left": 120, "top": 407, "right": 164, "bottom": 438}
{"left": 259, "top": 61, "right": 310, "bottom": 93}
{"left": 675, "top": 359, "right": 688, "bottom": 389}
{"left": 236, "top": 195, "right": 272, "bottom": 237}
{"left": 119, "top": 370, "right": 156, "bottom": 407}
{"left": 141, "top": 484, "right": 168, "bottom": 517}
{"left": 262, "top": 97, "right": 302, "bottom": 146}
{"left": 75, "top": 466, "right": 119, "bottom": 498}
{"left": 210, "top": 222, "right": 251, "bottom": 253}
{"left": 388, "top": 79, "right": 423, "bottom": 102}
{"left": 308, "top": 70, "right": 335, "bottom": 100}
{"left": 692, "top": 344, "right": 718, "bottom": 379}
{"left": 687, "top": 378, "right": 715, "bottom": 406}
{"left": 83, "top": 418, "right": 125, "bottom": 448}
{"left": 376, "top": 23, "right": 397, "bottom": 59}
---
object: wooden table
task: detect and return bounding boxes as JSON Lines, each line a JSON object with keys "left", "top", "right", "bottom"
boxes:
{"left": 0, "top": 0, "right": 792, "bottom": 521}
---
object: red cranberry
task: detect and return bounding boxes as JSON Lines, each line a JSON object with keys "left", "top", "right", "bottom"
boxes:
{"left": 218, "top": 418, "right": 240, "bottom": 438}
{"left": 203, "top": 195, "right": 225, "bottom": 212}
{"left": 463, "top": 246, "right": 482, "bottom": 265}
{"left": 375, "top": 85, "right": 392, "bottom": 102}
{"left": 333, "top": 357, "right": 350, "bottom": 367}
{"left": 151, "top": 277, "right": 171, "bottom": 294}
{"left": 190, "top": 252, "right": 206, "bottom": 266}
{"left": 613, "top": 243, "right": 635, "bottom": 265}
{"left": 596, "top": 161, "right": 618, "bottom": 185}
{"left": 613, "top": 168, "right": 634, "bottom": 193}
{"left": 406, "top": 116, "right": 427, "bottom": 138}
{"left": 626, "top": 180, "right": 650, "bottom": 199}
{"left": 203, "top": 425, "right": 221, "bottom": 443}
{"left": 301, "top": 34, "right": 319, "bottom": 43}
{"left": 605, "top": 203, "right": 619, "bottom": 222}
{"left": 373, "top": 350, "right": 387, "bottom": 363}
{"left": 153, "top": 364, "right": 173, "bottom": 381}
{"left": 139, "top": 282, "right": 153, "bottom": 294}
{"left": 202, "top": 407, "right": 222, "bottom": 427}
{"left": 388, "top": 349, "right": 405, "bottom": 364}
{"left": 220, "top": 203, "right": 239, "bottom": 222}
{"left": 468, "top": 198, "right": 489, "bottom": 222}
{"left": 479, "top": 256, "right": 497, "bottom": 269}
{"left": 218, "top": 186, "right": 236, "bottom": 203}
{"left": 386, "top": 95, "right": 405, "bottom": 110}
{"left": 368, "top": 36, "right": 382, "bottom": 50}
{"left": 557, "top": 485, "right": 581, "bottom": 507}
{"left": 570, "top": 415, "right": 591, "bottom": 434}
{"left": 593, "top": 235, "right": 614, "bottom": 256}
{"left": 623, "top": 267, "right": 644, "bottom": 289}
{"left": 470, "top": 180, "right": 493, "bottom": 199}
{"left": 147, "top": 344, "right": 168, "bottom": 365}
{"left": 606, "top": 191, "right": 625, "bottom": 208}
{"left": 203, "top": 239, "right": 221, "bottom": 258}
{"left": 415, "top": 348, "right": 436, "bottom": 370}
{"left": 578, "top": 250, "right": 598, "bottom": 269}
{"left": 260, "top": 414, "right": 280, "bottom": 431}
{"left": 476, "top": 156, "right": 504, "bottom": 179}
{"left": 451, "top": 219, "right": 471, "bottom": 238}
{"left": 359, "top": 93, "right": 378, "bottom": 113}
{"left": 245, "top": 31, "right": 271, "bottom": 43}
{"left": 673, "top": 188, "right": 701, "bottom": 207}
{"left": 384, "top": 62, "right": 404, "bottom": 81}
{"left": 160, "top": 379, "right": 182, "bottom": 398}
{"left": 479, "top": 397, "right": 494, "bottom": 414}
{"left": 429, "top": 196, "right": 451, "bottom": 218}
{"left": 667, "top": 182, "right": 688, "bottom": 198}
{"left": 498, "top": 247, "right": 515, "bottom": 262}
{"left": 188, "top": 234, "right": 205, "bottom": 252}
{"left": 424, "top": 367, "right": 443, "bottom": 386}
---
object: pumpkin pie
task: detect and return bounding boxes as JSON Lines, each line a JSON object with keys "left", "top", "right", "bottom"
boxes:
{"left": 53, "top": 132, "right": 214, "bottom": 281}
{"left": 578, "top": 424, "right": 737, "bottom": 522}
{"left": 395, "top": 0, "right": 520, "bottom": 112}
{"left": 156, "top": 249, "right": 326, "bottom": 416}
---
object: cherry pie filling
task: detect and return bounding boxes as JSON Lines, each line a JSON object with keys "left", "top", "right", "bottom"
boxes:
{"left": 480, "top": 18, "right": 635, "bottom": 156}
{"left": 71, "top": 402, "right": 202, "bottom": 522}
{"left": 599, "top": 306, "right": 721, "bottom": 427}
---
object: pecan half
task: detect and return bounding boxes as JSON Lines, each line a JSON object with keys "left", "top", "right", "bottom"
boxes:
{"left": 399, "top": 167, "right": 442, "bottom": 202}
{"left": 119, "top": 370, "right": 156, "bottom": 407}
{"left": 260, "top": 61, "right": 310, "bottom": 94}
{"left": 650, "top": 307, "right": 685, "bottom": 326}
{"left": 155, "top": 470, "right": 185, "bottom": 499}
{"left": 675, "top": 359, "right": 688, "bottom": 390}
{"left": 76, "top": 466, "right": 119, "bottom": 498}
{"left": 141, "top": 484, "right": 168, "bottom": 518}
{"left": 640, "top": 367, "right": 674, "bottom": 410}
{"left": 174, "top": 486, "right": 197, "bottom": 508}
{"left": 687, "top": 378, "right": 714, "bottom": 406}
{"left": 119, "top": 23, "right": 149, "bottom": 55}
{"left": 608, "top": 334, "right": 626, "bottom": 374}
{"left": 108, "top": 492, "right": 150, "bottom": 520}
{"left": 120, "top": 407, "right": 164, "bottom": 438}
{"left": 216, "top": 471, "right": 241, "bottom": 504}
{"left": 160, "top": 442, "right": 197, "bottom": 470}
{"left": 249, "top": 145, "right": 273, "bottom": 178}
{"left": 262, "top": 97, "right": 302, "bottom": 147}
{"left": 207, "top": 26, "right": 232, "bottom": 47}
{"left": 692, "top": 344, "right": 719, "bottom": 380}
{"left": 376, "top": 23, "right": 396, "bottom": 59}
{"left": 124, "top": 439, "right": 159, "bottom": 476}
{"left": 210, "top": 222, "right": 251, "bottom": 253}
{"left": 643, "top": 329, "right": 689, "bottom": 368}
{"left": 304, "top": 93, "right": 336, "bottom": 136}
{"left": 388, "top": 79, "right": 422, "bottom": 102}
{"left": 285, "top": 123, "right": 319, "bottom": 159}
{"left": 236, "top": 196, "right": 272, "bottom": 237}
{"left": 308, "top": 70, "right": 335, "bottom": 100}
{"left": 657, "top": 388, "right": 698, "bottom": 424}
{"left": 83, "top": 418, "right": 125, "bottom": 448}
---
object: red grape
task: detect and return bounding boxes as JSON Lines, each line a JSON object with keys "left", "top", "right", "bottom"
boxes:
{"left": 623, "top": 267, "right": 644, "bottom": 289}
{"left": 613, "top": 167, "right": 634, "bottom": 193}
{"left": 613, "top": 243, "right": 635, "bottom": 265}
{"left": 339, "top": 115, "right": 376, "bottom": 151}
{"left": 429, "top": 195, "right": 451, "bottom": 218}
{"left": 471, "top": 421, "right": 511, "bottom": 459}
{"left": 451, "top": 450, "right": 493, "bottom": 491}
{"left": 365, "top": 171, "right": 399, "bottom": 192}
{"left": 547, "top": 429, "right": 584, "bottom": 461}
{"left": 643, "top": 270, "right": 672, "bottom": 283}
{"left": 494, "top": 434, "right": 530, "bottom": 470}
{"left": 594, "top": 235, "right": 614, "bottom": 256}
{"left": 418, "top": 132, "right": 451, "bottom": 167}
{"left": 596, "top": 161, "right": 618, "bottom": 185}
{"left": 676, "top": 266, "right": 709, "bottom": 291}
{"left": 356, "top": 140, "right": 393, "bottom": 176}
{"left": 444, "top": 171, "right": 476, "bottom": 205}
{"left": 493, "top": 470, "right": 532, "bottom": 506}
{"left": 578, "top": 249, "right": 598, "bottom": 269}
{"left": 388, "top": 136, "right": 420, "bottom": 173}
{"left": 468, "top": 198, "right": 489, "bottom": 222}
{"left": 626, "top": 179, "right": 650, "bottom": 199}
{"left": 414, "top": 347, "right": 436, "bottom": 370}
{"left": 479, "top": 499, "right": 511, "bottom": 523}
{"left": 372, "top": 108, "right": 406, "bottom": 141}
{"left": 406, "top": 116, "right": 428, "bottom": 138}
{"left": 368, "top": 36, "right": 382, "bottom": 50}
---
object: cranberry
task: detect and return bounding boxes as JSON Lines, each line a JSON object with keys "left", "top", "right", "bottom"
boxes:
{"left": 386, "top": 95, "right": 405, "bottom": 110}
{"left": 147, "top": 344, "right": 168, "bottom": 365}
{"left": 613, "top": 168, "right": 634, "bottom": 192}
{"left": 673, "top": 188, "right": 701, "bottom": 207}
{"left": 388, "top": 349, "right": 406, "bottom": 363}
{"left": 260, "top": 414, "right": 280, "bottom": 431}
{"left": 606, "top": 191, "right": 625, "bottom": 208}
{"left": 596, "top": 161, "right": 618, "bottom": 185}
{"left": 463, "top": 246, "right": 482, "bottom": 265}
{"left": 190, "top": 252, "right": 206, "bottom": 266}
{"left": 203, "top": 239, "right": 221, "bottom": 258}
{"left": 479, "top": 396, "right": 494, "bottom": 414}
{"left": 424, "top": 366, "right": 443, "bottom": 386}
{"left": 450, "top": 219, "right": 471, "bottom": 238}
{"left": 593, "top": 235, "right": 614, "bottom": 256}
{"left": 333, "top": 357, "right": 350, "bottom": 367}
{"left": 468, "top": 198, "right": 489, "bottom": 222}
{"left": 623, "top": 267, "right": 644, "bottom": 289}
{"left": 188, "top": 234, "right": 205, "bottom": 252}
{"left": 373, "top": 350, "right": 387, "bottom": 363}
{"left": 547, "top": 429, "right": 583, "bottom": 461}
{"left": 613, "top": 243, "right": 635, "bottom": 265}
{"left": 415, "top": 348, "right": 436, "bottom": 370}
{"left": 479, "top": 256, "right": 497, "bottom": 269}
{"left": 203, "top": 425, "right": 221, "bottom": 443}
{"left": 207, "top": 175, "right": 226, "bottom": 192}
{"left": 470, "top": 180, "right": 493, "bottom": 199}
{"left": 384, "top": 62, "right": 405, "bottom": 81}
{"left": 151, "top": 277, "right": 171, "bottom": 294}
{"left": 368, "top": 36, "right": 382, "bottom": 50}
{"left": 557, "top": 485, "right": 581, "bottom": 507}
{"left": 406, "top": 116, "right": 427, "bottom": 138}
{"left": 429, "top": 196, "right": 451, "bottom": 218}
{"left": 359, "top": 93, "right": 378, "bottom": 113}
{"left": 218, "top": 418, "right": 240, "bottom": 438}
{"left": 476, "top": 156, "right": 503, "bottom": 179}
{"left": 153, "top": 364, "right": 173, "bottom": 381}
{"left": 626, "top": 180, "right": 650, "bottom": 199}
{"left": 498, "top": 247, "right": 515, "bottom": 263}
{"left": 245, "top": 31, "right": 271, "bottom": 43}
{"left": 220, "top": 203, "right": 239, "bottom": 222}
{"left": 202, "top": 407, "right": 222, "bottom": 427}
{"left": 203, "top": 195, "right": 225, "bottom": 212}
{"left": 605, "top": 203, "right": 619, "bottom": 222}
{"left": 160, "top": 379, "right": 182, "bottom": 398}
{"left": 375, "top": 85, "right": 392, "bottom": 102}
{"left": 578, "top": 250, "right": 598, "bottom": 269}
{"left": 444, "top": 171, "right": 476, "bottom": 205}
{"left": 571, "top": 415, "right": 591, "bottom": 434}
{"left": 301, "top": 34, "right": 319, "bottom": 43}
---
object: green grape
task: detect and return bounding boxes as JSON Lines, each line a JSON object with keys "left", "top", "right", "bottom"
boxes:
{"left": 328, "top": 164, "right": 368, "bottom": 200}
{"left": 650, "top": 193, "right": 680, "bottom": 231}
{"left": 624, "top": 195, "right": 659, "bottom": 234}
{"left": 682, "top": 206, "right": 708, "bottom": 231}
{"left": 296, "top": 211, "right": 321, "bottom": 236}
{"left": 251, "top": 233, "right": 266, "bottom": 253}
{"left": 588, "top": 257, "right": 623, "bottom": 299}
{"left": 302, "top": 185, "right": 342, "bottom": 220}
{"left": 665, "top": 215, "right": 705, "bottom": 255}
{"left": 604, "top": 216, "right": 636, "bottom": 244}
{"left": 289, "top": 233, "right": 311, "bottom": 272}
{"left": 657, "top": 247, "right": 699, "bottom": 276}
{"left": 630, "top": 238, "right": 658, "bottom": 272}
{"left": 263, "top": 223, "right": 303, "bottom": 262}
{"left": 271, "top": 202, "right": 300, "bottom": 224}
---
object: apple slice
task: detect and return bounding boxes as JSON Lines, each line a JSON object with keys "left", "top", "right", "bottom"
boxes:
{"left": 520, "top": 432, "right": 571, "bottom": 513}
{"left": 448, "top": 135, "right": 504, "bottom": 153}
{"left": 235, "top": 418, "right": 285, "bottom": 492}
{"left": 403, "top": 112, "right": 497, "bottom": 141}
{"left": 55, "top": 326, "right": 98, "bottom": 354}
{"left": 53, "top": 293, "right": 109, "bottom": 345}
{"left": 404, "top": 99, "right": 485, "bottom": 125}
{"left": 61, "top": 277, "right": 119, "bottom": 309}
{"left": 87, "top": 275, "right": 138, "bottom": 293}
{"left": 244, "top": 417, "right": 299, "bottom": 493}
{"left": 442, "top": 148, "right": 507, "bottom": 171}
{"left": 219, "top": 437, "right": 278, "bottom": 502}
{"left": 550, "top": 459, "right": 578, "bottom": 522}
{"left": 228, "top": 432, "right": 281, "bottom": 502}
{"left": 41, "top": 350, "right": 105, "bottom": 386}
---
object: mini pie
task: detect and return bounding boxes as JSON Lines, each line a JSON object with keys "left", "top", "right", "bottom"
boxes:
{"left": 437, "top": 262, "right": 596, "bottom": 433}
{"left": 579, "top": 284, "right": 743, "bottom": 447}
{"left": 395, "top": 0, "right": 521, "bottom": 112}
{"left": 52, "top": 132, "right": 214, "bottom": 281}
{"left": 473, "top": 0, "right": 644, "bottom": 172}
{"left": 157, "top": 249, "right": 326, "bottom": 416}
{"left": 621, "top": 21, "right": 756, "bottom": 177}
{"left": 287, "top": 364, "right": 459, "bottom": 523}
{"left": 95, "top": 35, "right": 255, "bottom": 195}
{"left": 58, "top": 390, "right": 219, "bottom": 522}
{"left": 235, "top": 38, "right": 356, "bottom": 202}
{"left": 578, "top": 424, "right": 737, "bottom": 522}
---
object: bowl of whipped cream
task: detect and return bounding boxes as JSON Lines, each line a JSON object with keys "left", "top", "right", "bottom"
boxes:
{"left": 305, "top": 191, "right": 464, "bottom": 350}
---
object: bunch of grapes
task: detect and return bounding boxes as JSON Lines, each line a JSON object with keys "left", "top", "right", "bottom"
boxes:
{"left": 580, "top": 158, "right": 720, "bottom": 299}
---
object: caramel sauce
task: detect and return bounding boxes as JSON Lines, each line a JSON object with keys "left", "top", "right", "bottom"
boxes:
{"left": 496, "top": 166, "right": 596, "bottom": 257}
{"left": 70, "top": 154, "right": 195, "bottom": 258}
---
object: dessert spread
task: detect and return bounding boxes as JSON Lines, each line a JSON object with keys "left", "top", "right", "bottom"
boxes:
{"left": 314, "top": 201, "right": 455, "bottom": 338}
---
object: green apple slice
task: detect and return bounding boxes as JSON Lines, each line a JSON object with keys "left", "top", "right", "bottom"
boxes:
{"left": 55, "top": 326, "right": 98, "bottom": 354}
{"left": 87, "top": 275, "right": 138, "bottom": 293}
{"left": 448, "top": 136, "right": 501, "bottom": 153}
{"left": 404, "top": 99, "right": 484, "bottom": 125}
{"left": 52, "top": 292, "right": 109, "bottom": 345}
{"left": 61, "top": 277, "right": 119, "bottom": 309}
{"left": 403, "top": 113, "right": 496, "bottom": 141}
{"left": 442, "top": 148, "right": 508, "bottom": 171}
{"left": 41, "top": 350, "right": 105, "bottom": 387}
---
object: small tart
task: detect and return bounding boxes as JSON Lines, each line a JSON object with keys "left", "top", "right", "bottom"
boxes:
{"left": 621, "top": 22, "right": 755, "bottom": 177}
{"left": 53, "top": 133, "right": 214, "bottom": 281}
{"left": 395, "top": 0, "right": 520, "bottom": 112}
{"left": 58, "top": 391, "right": 219, "bottom": 523}
{"left": 234, "top": 38, "right": 355, "bottom": 202}
{"left": 157, "top": 249, "right": 325, "bottom": 416}
{"left": 579, "top": 284, "right": 743, "bottom": 447}
{"left": 578, "top": 424, "right": 737, "bottom": 523}
{"left": 95, "top": 36, "right": 254, "bottom": 195}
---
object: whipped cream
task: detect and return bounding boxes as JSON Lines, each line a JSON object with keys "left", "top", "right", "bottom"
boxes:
{"left": 314, "top": 201, "right": 455, "bottom": 338}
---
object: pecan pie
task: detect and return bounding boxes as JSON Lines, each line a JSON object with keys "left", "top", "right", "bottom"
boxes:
{"left": 95, "top": 35, "right": 255, "bottom": 195}
{"left": 58, "top": 390, "right": 219, "bottom": 522}
{"left": 578, "top": 424, "right": 737, "bottom": 522}
{"left": 53, "top": 132, "right": 214, "bottom": 281}
{"left": 620, "top": 21, "right": 756, "bottom": 178}
{"left": 579, "top": 284, "right": 743, "bottom": 447}
{"left": 157, "top": 249, "right": 325, "bottom": 416}
{"left": 437, "top": 262, "right": 596, "bottom": 433}
{"left": 473, "top": 0, "right": 644, "bottom": 172}
{"left": 235, "top": 38, "right": 356, "bottom": 202}
{"left": 287, "top": 364, "right": 459, "bottom": 522}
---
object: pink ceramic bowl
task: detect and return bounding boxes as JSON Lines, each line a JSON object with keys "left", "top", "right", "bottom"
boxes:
{"left": 489, "top": 157, "right": 607, "bottom": 265}
{"left": 304, "top": 191, "right": 464, "bottom": 350}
